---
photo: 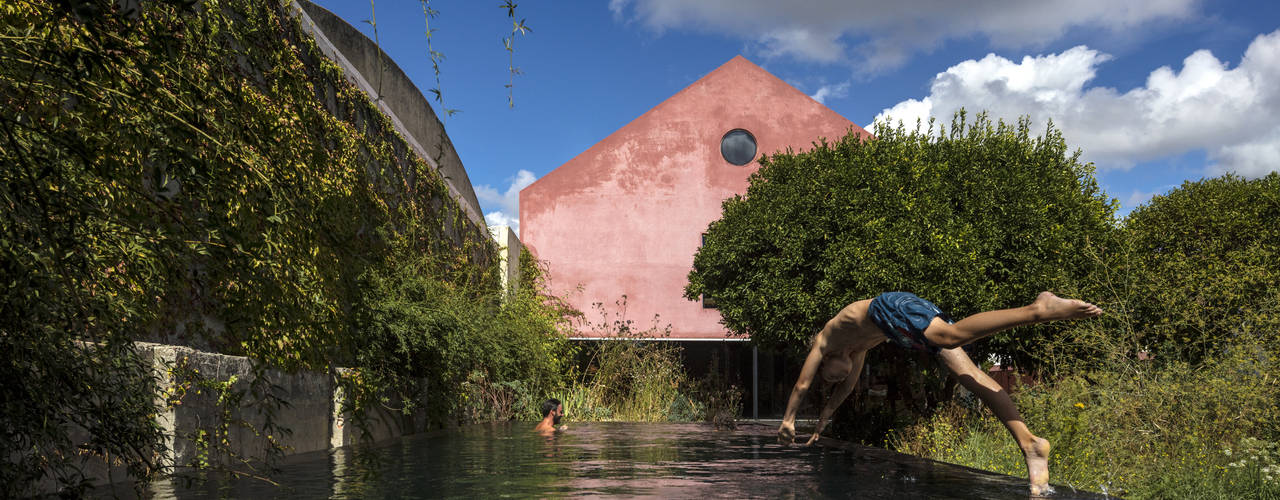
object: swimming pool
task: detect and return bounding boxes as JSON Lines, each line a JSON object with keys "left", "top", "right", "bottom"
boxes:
{"left": 125, "top": 422, "right": 1106, "bottom": 498}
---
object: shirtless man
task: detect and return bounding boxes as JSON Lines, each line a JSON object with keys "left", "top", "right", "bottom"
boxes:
{"left": 534, "top": 398, "right": 567, "bottom": 435}
{"left": 778, "top": 291, "right": 1102, "bottom": 495}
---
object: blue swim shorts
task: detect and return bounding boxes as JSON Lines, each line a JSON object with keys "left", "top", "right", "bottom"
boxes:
{"left": 868, "top": 292, "right": 951, "bottom": 354}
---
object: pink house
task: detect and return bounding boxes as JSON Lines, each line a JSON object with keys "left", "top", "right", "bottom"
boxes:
{"left": 521, "top": 56, "right": 870, "bottom": 342}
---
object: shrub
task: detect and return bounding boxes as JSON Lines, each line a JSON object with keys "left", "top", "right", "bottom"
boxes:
{"left": 889, "top": 173, "right": 1280, "bottom": 497}
{"left": 554, "top": 300, "right": 742, "bottom": 423}
{"left": 686, "top": 112, "right": 1115, "bottom": 368}
{"left": 891, "top": 314, "right": 1280, "bottom": 497}
{"left": 1120, "top": 173, "right": 1280, "bottom": 363}
{"left": 346, "top": 249, "right": 576, "bottom": 428}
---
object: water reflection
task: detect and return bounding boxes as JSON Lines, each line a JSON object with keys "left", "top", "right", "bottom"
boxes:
{"left": 116, "top": 422, "right": 1107, "bottom": 499}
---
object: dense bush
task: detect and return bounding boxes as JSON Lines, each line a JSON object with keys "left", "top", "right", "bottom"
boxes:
{"left": 890, "top": 173, "right": 1280, "bottom": 498}
{"left": 346, "top": 249, "right": 576, "bottom": 428}
{"left": 1120, "top": 173, "right": 1280, "bottom": 362}
{"left": 686, "top": 105, "right": 1278, "bottom": 497}
{"left": 686, "top": 113, "right": 1115, "bottom": 367}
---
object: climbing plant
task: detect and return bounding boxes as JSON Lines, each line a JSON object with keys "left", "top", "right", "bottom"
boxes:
{"left": 1, "top": 0, "right": 556, "bottom": 494}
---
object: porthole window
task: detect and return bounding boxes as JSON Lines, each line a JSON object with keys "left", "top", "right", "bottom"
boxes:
{"left": 720, "top": 129, "right": 757, "bottom": 166}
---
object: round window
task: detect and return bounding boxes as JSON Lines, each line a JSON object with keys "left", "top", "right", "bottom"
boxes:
{"left": 720, "top": 129, "right": 757, "bottom": 166}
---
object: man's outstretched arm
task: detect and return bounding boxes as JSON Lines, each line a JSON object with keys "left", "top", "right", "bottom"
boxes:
{"left": 805, "top": 349, "right": 865, "bottom": 445}
{"left": 779, "top": 338, "right": 827, "bottom": 444}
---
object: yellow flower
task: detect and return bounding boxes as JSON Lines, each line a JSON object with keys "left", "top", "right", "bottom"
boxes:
{"left": 1074, "top": 402, "right": 1085, "bottom": 409}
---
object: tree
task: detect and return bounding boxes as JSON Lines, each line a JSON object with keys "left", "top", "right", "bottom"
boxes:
{"left": 1120, "top": 173, "right": 1280, "bottom": 362}
{"left": 685, "top": 112, "right": 1115, "bottom": 367}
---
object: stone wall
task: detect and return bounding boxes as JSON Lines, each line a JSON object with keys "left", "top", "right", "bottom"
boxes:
{"left": 133, "top": 343, "right": 424, "bottom": 470}
{"left": 140, "top": 343, "right": 336, "bottom": 467}
{"left": 54, "top": 342, "right": 425, "bottom": 493}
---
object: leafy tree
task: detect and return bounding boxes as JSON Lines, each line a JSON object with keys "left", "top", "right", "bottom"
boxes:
{"left": 686, "top": 112, "right": 1115, "bottom": 367}
{"left": 1120, "top": 173, "right": 1280, "bottom": 362}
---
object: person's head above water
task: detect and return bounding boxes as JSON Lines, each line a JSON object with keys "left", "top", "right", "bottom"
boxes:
{"left": 541, "top": 398, "right": 564, "bottom": 425}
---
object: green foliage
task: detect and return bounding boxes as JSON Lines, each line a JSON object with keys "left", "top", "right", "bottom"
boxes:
{"left": 345, "top": 250, "right": 576, "bottom": 428}
{"left": 890, "top": 170, "right": 1280, "bottom": 497}
{"left": 686, "top": 112, "right": 1115, "bottom": 366}
{"left": 553, "top": 301, "right": 742, "bottom": 423}
{"left": 890, "top": 332, "right": 1280, "bottom": 498}
{"left": 0, "top": 341, "right": 161, "bottom": 497}
{"left": 561, "top": 302, "right": 691, "bottom": 422}
{"left": 1, "top": 0, "right": 496, "bottom": 357}
{"left": 687, "top": 105, "right": 1278, "bottom": 497}
{"left": 1119, "top": 173, "right": 1280, "bottom": 362}
{"left": 1, "top": 0, "right": 555, "bottom": 492}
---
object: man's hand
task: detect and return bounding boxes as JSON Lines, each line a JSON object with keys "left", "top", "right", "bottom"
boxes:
{"left": 777, "top": 421, "right": 796, "bottom": 445}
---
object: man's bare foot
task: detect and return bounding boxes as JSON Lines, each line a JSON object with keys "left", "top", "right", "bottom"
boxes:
{"left": 1034, "top": 292, "right": 1102, "bottom": 321}
{"left": 1024, "top": 436, "right": 1052, "bottom": 496}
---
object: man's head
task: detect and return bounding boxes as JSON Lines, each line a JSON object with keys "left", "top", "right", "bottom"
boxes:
{"left": 821, "top": 352, "right": 853, "bottom": 384}
{"left": 541, "top": 398, "right": 563, "bottom": 425}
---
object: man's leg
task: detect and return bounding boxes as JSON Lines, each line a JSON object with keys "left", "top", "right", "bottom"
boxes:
{"left": 925, "top": 292, "right": 1101, "bottom": 349}
{"left": 937, "top": 348, "right": 1052, "bottom": 495}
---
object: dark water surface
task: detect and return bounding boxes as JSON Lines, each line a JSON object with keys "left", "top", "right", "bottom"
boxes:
{"left": 112, "top": 422, "right": 1108, "bottom": 499}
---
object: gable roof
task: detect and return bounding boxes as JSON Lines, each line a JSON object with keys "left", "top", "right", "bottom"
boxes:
{"left": 523, "top": 55, "right": 868, "bottom": 196}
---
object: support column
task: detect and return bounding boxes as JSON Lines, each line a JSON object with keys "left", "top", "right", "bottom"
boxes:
{"left": 752, "top": 345, "right": 758, "bottom": 420}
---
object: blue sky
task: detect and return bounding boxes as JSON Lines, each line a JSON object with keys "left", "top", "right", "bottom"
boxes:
{"left": 311, "top": 0, "right": 1279, "bottom": 231}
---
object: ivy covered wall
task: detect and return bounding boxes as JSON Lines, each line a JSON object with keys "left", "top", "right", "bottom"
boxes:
{"left": 0, "top": 0, "right": 554, "bottom": 493}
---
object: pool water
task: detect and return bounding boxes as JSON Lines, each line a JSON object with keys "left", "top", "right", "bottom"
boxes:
{"left": 123, "top": 422, "right": 1107, "bottom": 499}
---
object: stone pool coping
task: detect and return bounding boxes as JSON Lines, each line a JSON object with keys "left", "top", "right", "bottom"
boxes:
{"left": 735, "top": 421, "right": 1110, "bottom": 499}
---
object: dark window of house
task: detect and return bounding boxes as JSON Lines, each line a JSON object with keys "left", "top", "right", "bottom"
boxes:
{"left": 720, "top": 129, "right": 757, "bottom": 166}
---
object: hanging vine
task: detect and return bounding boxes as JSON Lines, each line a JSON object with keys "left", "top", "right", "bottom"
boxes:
{"left": 1, "top": 0, "right": 574, "bottom": 494}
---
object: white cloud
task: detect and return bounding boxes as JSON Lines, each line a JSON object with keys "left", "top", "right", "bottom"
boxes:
{"left": 484, "top": 211, "right": 520, "bottom": 234}
{"left": 476, "top": 169, "right": 538, "bottom": 235}
{"left": 608, "top": 0, "right": 1197, "bottom": 72}
{"left": 809, "top": 81, "right": 850, "bottom": 104}
{"left": 761, "top": 28, "right": 845, "bottom": 64}
{"left": 873, "top": 29, "right": 1280, "bottom": 178}
{"left": 1208, "top": 121, "right": 1280, "bottom": 178}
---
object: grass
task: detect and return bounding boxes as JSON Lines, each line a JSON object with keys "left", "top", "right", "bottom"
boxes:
{"left": 890, "top": 337, "right": 1280, "bottom": 498}
{"left": 547, "top": 300, "right": 742, "bottom": 423}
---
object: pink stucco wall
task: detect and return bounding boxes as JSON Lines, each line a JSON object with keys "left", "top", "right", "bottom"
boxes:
{"left": 520, "top": 56, "right": 870, "bottom": 339}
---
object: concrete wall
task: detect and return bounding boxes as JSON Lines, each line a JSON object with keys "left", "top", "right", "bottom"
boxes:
{"left": 329, "top": 368, "right": 429, "bottom": 449}
{"left": 491, "top": 225, "right": 524, "bottom": 297}
{"left": 41, "top": 342, "right": 425, "bottom": 494}
{"left": 132, "top": 343, "right": 418, "bottom": 472}
{"left": 57, "top": 343, "right": 426, "bottom": 493}
{"left": 139, "top": 343, "right": 334, "bottom": 467}
{"left": 291, "top": 1, "right": 485, "bottom": 227}
{"left": 520, "top": 56, "right": 869, "bottom": 339}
